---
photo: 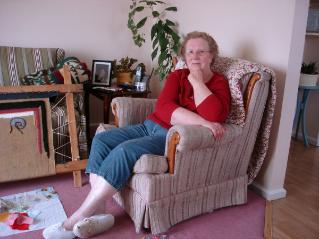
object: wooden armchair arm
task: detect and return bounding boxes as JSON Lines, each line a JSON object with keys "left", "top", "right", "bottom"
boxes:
{"left": 243, "top": 72, "right": 261, "bottom": 114}
{"left": 167, "top": 132, "right": 180, "bottom": 174}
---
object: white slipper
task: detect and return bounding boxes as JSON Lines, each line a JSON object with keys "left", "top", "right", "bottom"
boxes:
{"left": 42, "top": 222, "right": 76, "bottom": 239}
{"left": 73, "top": 214, "right": 114, "bottom": 238}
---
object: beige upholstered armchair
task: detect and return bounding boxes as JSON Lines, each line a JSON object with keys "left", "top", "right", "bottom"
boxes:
{"left": 95, "top": 57, "right": 276, "bottom": 234}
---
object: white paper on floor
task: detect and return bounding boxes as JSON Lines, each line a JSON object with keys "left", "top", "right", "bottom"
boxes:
{"left": 0, "top": 187, "right": 67, "bottom": 237}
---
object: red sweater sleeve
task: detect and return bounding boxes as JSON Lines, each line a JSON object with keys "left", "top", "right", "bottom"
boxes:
{"left": 153, "top": 70, "right": 182, "bottom": 125}
{"left": 196, "top": 74, "right": 231, "bottom": 122}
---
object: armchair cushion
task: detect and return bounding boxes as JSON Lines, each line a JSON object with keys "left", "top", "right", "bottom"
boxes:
{"left": 133, "top": 155, "right": 168, "bottom": 174}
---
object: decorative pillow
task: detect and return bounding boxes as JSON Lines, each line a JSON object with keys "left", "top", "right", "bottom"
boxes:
{"left": 21, "top": 57, "right": 91, "bottom": 86}
{"left": 56, "top": 57, "right": 91, "bottom": 84}
{"left": 21, "top": 67, "right": 64, "bottom": 85}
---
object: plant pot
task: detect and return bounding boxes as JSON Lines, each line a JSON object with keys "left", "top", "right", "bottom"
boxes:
{"left": 116, "top": 72, "right": 133, "bottom": 86}
{"left": 299, "top": 73, "right": 319, "bottom": 86}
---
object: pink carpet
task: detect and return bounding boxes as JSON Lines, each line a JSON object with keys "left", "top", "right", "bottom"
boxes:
{"left": 0, "top": 173, "right": 265, "bottom": 239}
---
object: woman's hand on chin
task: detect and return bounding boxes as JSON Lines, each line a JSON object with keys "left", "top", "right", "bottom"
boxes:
{"left": 188, "top": 68, "right": 204, "bottom": 85}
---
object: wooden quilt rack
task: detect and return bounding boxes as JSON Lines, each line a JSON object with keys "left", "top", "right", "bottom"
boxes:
{"left": 0, "top": 65, "right": 87, "bottom": 187}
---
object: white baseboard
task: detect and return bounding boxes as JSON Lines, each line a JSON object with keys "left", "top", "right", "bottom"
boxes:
{"left": 249, "top": 182, "right": 287, "bottom": 201}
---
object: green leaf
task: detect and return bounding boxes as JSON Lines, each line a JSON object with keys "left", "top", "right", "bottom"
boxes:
{"left": 135, "top": 6, "right": 144, "bottom": 12}
{"left": 158, "top": 33, "right": 168, "bottom": 50}
{"left": 160, "top": 72, "right": 165, "bottom": 80}
{"left": 171, "top": 31, "right": 180, "bottom": 44}
{"left": 146, "top": 1, "right": 157, "bottom": 6}
{"left": 172, "top": 45, "right": 179, "bottom": 53}
{"left": 127, "top": 20, "right": 133, "bottom": 28}
{"left": 165, "top": 7, "right": 177, "bottom": 11}
{"left": 152, "top": 11, "right": 160, "bottom": 17}
{"left": 165, "top": 19, "right": 175, "bottom": 26}
{"left": 152, "top": 36, "right": 159, "bottom": 48}
{"left": 151, "top": 47, "right": 158, "bottom": 60}
{"left": 163, "top": 24, "right": 174, "bottom": 34}
{"left": 158, "top": 51, "right": 168, "bottom": 65}
{"left": 157, "top": 19, "right": 163, "bottom": 28}
{"left": 136, "top": 17, "right": 147, "bottom": 29}
{"left": 151, "top": 24, "right": 157, "bottom": 40}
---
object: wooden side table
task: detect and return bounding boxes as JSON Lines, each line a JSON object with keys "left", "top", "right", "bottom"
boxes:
{"left": 83, "top": 83, "right": 150, "bottom": 148}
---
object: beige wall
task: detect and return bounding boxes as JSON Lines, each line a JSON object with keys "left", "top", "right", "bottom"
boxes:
{"left": 255, "top": 0, "right": 309, "bottom": 199}
{"left": 0, "top": 0, "right": 310, "bottom": 200}
{"left": 0, "top": 0, "right": 148, "bottom": 63}
{"left": 0, "top": 0, "right": 153, "bottom": 124}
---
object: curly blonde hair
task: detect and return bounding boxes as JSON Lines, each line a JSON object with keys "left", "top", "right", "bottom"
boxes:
{"left": 180, "top": 31, "right": 219, "bottom": 65}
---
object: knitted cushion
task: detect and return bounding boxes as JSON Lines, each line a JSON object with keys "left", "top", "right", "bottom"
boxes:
{"left": 21, "top": 68, "right": 63, "bottom": 85}
{"left": 56, "top": 57, "right": 91, "bottom": 84}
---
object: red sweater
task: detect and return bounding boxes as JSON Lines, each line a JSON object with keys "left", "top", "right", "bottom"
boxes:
{"left": 148, "top": 69, "right": 231, "bottom": 129}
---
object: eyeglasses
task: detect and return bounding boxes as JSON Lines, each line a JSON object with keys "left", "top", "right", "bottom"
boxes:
{"left": 185, "top": 49, "right": 211, "bottom": 57}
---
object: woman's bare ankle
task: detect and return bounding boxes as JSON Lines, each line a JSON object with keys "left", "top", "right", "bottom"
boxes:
{"left": 62, "top": 219, "right": 73, "bottom": 231}
{"left": 63, "top": 215, "right": 85, "bottom": 231}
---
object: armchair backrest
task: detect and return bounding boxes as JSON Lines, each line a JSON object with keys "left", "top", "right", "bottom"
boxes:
{"left": 233, "top": 71, "right": 271, "bottom": 178}
{"left": 212, "top": 57, "right": 275, "bottom": 183}
{"left": 112, "top": 98, "right": 156, "bottom": 127}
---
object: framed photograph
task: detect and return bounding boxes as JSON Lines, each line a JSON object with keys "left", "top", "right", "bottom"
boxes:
{"left": 91, "top": 60, "right": 113, "bottom": 86}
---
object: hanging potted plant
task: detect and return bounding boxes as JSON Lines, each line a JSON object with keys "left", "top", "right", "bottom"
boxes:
{"left": 127, "top": 0, "right": 180, "bottom": 80}
{"left": 300, "top": 61, "right": 319, "bottom": 86}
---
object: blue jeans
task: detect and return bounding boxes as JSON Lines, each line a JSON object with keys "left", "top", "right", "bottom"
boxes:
{"left": 86, "top": 120, "right": 168, "bottom": 190}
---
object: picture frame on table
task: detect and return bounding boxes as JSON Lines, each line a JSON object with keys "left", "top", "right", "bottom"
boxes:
{"left": 91, "top": 60, "right": 113, "bottom": 86}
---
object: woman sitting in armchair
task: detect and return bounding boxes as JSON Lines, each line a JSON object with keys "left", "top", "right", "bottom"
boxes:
{"left": 43, "top": 31, "right": 231, "bottom": 239}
